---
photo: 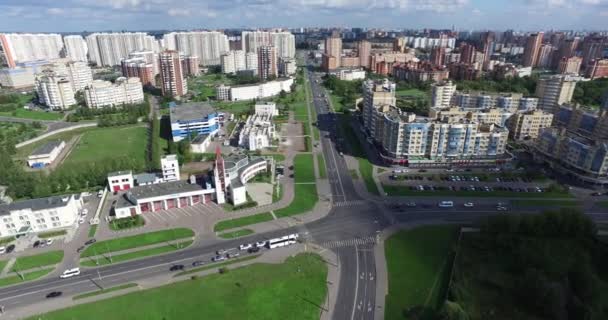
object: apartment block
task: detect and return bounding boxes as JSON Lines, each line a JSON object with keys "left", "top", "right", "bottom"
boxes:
{"left": 83, "top": 77, "right": 144, "bottom": 108}
{"left": 507, "top": 110, "right": 554, "bottom": 140}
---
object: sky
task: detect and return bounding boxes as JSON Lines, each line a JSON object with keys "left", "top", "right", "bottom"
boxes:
{"left": 1, "top": 0, "right": 608, "bottom": 33}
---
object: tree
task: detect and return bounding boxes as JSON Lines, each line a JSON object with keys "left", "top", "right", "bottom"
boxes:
{"left": 438, "top": 301, "right": 469, "bottom": 320}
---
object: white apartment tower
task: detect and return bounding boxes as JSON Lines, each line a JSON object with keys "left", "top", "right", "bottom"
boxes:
{"left": 220, "top": 50, "right": 246, "bottom": 74}
{"left": 241, "top": 31, "right": 295, "bottom": 59}
{"left": 35, "top": 70, "right": 77, "bottom": 110}
{"left": 246, "top": 52, "right": 259, "bottom": 76}
{"left": 161, "top": 155, "right": 180, "bottom": 182}
{"left": 85, "top": 33, "right": 158, "bottom": 67}
{"left": 162, "top": 31, "right": 229, "bottom": 66}
{"left": 0, "top": 33, "right": 64, "bottom": 65}
{"left": 63, "top": 35, "right": 88, "bottom": 62}
{"left": 431, "top": 81, "right": 456, "bottom": 109}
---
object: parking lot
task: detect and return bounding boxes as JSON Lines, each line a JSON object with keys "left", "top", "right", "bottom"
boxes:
{"left": 142, "top": 203, "right": 225, "bottom": 224}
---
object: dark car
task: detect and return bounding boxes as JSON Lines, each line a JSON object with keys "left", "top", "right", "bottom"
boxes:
{"left": 248, "top": 247, "right": 260, "bottom": 253}
{"left": 85, "top": 239, "right": 97, "bottom": 246}
{"left": 191, "top": 260, "right": 205, "bottom": 267}
{"left": 76, "top": 246, "right": 85, "bottom": 253}
{"left": 169, "top": 264, "right": 184, "bottom": 272}
{"left": 33, "top": 240, "right": 41, "bottom": 248}
{"left": 46, "top": 291, "right": 62, "bottom": 298}
{"left": 6, "top": 244, "right": 15, "bottom": 254}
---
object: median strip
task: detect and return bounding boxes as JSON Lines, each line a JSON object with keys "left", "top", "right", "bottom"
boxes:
{"left": 81, "top": 228, "right": 194, "bottom": 258}
{"left": 73, "top": 283, "right": 139, "bottom": 300}
{"left": 80, "top": 240, "right": 193, "bottom": 267}
{"left": 174, "top": 255, "right": 260, "bottom": 277}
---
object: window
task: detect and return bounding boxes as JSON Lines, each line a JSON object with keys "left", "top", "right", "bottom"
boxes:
{"left": 52, "top": 222, "right": 60, "bottom": 227}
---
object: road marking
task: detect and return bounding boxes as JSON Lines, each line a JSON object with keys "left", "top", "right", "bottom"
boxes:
{"left": 350, "top": 245, "right": 360, "bottom": 320}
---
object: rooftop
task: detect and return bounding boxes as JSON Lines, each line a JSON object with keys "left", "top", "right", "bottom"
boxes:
{"left": 127, "top": 180, "right": 208, "bottom": 201}
{"left": 0, "top": 194, "right": 76, "bottom": 216}
{"left": 170, "top": 102, "right": 216, "bottom": 122}
{"left": 30, "top": 140, "right": 63, "bottom": 157}
{"left": 108, "top": 170, "right": 133, "bottom": 177}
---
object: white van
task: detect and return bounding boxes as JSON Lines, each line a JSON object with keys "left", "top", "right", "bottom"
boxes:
{"left": 60, "top": 268, "right": 81, "bottom": 279}
{"left": 438, "top": 201, "right": 454, "bottom": 208}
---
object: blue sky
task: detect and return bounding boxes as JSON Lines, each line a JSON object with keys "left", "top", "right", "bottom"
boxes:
{"left": 0, "top": 0, "right": 607, "bottom": 32}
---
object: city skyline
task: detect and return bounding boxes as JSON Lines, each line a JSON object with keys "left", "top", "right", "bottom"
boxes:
{"left": 1, "top": 0, "right": 608, "bottom": 32}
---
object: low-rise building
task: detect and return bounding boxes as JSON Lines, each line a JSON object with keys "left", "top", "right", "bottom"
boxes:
{"left": 392, "top": 61, "right": 449, "bottom": 83}
{"left": 27, "top": 140, "right": 65, "bottom": 168}
{"left": 161, "top": 154, "right": 180, "bottom": 182}
{"left": 238, "top": 114, "right": 277, "bottom": 150}
{"left": 214, "top": 152, "right": 271, "bottom": 206}
{"left": 336, "top": 69, "right": 366, "bottom": 81}
{"left": 215, "top": 77, "right": 294, "bottom": 102}
{"left": 169, "top": 102, "right": 219, "bottom": 142}
{"left": 107, "top": 170, "right": 135, "bottom": 192}
{"left": 254, "top": 102, "right": 278, "bottom": 116}
{"left": 0, "top": 194, "right": 83, "bottom": 236}
{"left": 83, "top": 77, "right": 144, "bottom": 108}
{"left": 507, "top": 110, "right": 554, "bottom": 141}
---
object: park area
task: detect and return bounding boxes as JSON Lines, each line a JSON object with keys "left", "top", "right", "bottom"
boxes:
{"left": 31, "top": 253, "right": 328, "bottom": 320}
{"left": 384, "top": 226, "right": 457, "bottom": 320}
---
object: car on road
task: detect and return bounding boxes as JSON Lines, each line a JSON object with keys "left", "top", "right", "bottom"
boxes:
{"left": 405, "top": 202, "right": 416, "bottom": 207}
{"left": 85, "top": 239, "right": 96, "bottom": 246}
{"left": 46, "top": 291, "right": 63, "bottom": 298}
{"left": 211, "top": 255, "right": 226, "bottom": 262}
{"left": 6, "top": 244, "right": 15, "bottom": 254}
{"left": 248, "top": 247, "right": 260, "bottom": 253}
{"left": 169, "top": 264, "right": 184, "bottom": 272}
{"left": 78, "top": 217, "right": 85, "bottom": 224}
{"left": 226, "top": 252, "right": 240, "bottom": 259}
{"left": 463, "top": 202, "right": 474, "bottom": 208}
{"left": 33, "top": 240, "right": 41, "bottom": 248}
{"left": 60, "top": 268, "right": 81, "bottom": 279}
{"left": 239, "top": 243, "right": 252, "bottom": 251}
{"left": 591, "top": 192, "right": 603, "bottom": 196}
{"left": 0, "top": 246, "right": 5, "bottom": 254}
{"left": 45, "top": 239, "right": 53, "bottom": 246}
{"left": 81, "top": 208, "right": 89, "bottom": 216}
{"left": 438, "top": 201, "right": 454, "bottom": 208}
{"left": 216, "top": 249, "right": 228, "bottom": 255}
{"left": 191, "top": 260, "right": 205, "bottom": 267}
{"left": 497, "top": 206, "right": 508, "bottom": 211}
{"left": 255, "top": 241, "right": 267, "bottom": 248}
{"left": 76, "top": 246, "right": 85, "bottom": 253}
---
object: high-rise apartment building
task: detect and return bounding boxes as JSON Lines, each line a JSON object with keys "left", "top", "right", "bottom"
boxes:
{"left": 257, "top": 46, "right": 277, "bottom": 80}
{"left": 41, "top": 59, "right": 93, "bottom": 93}
{"left": 557, "top": 56, "right": 582, "bottom": 74}
{"left": 581, "top": 37, "right": 606, "bottom": 67}
{"left": 162, "top": 31, "right": 229, "bottom": 66}
{"left": 246, "top": 52, "right": 258, "bottom": 76}
{"left": 430, "top": 47, "right": 446, "bottom": 66}
{"left": 128, "top": 51, "right": 159, "bottom": 75}
{"left": 159, "top": 50, "right": 187, "bottom": 98}
{"left": 220, "top": 50, "right": 247, "bottom": 74}
{"left": 585, "top": 59, "right": 608, "bottom": 80}
{"left": 121, "top": 58, "right": 154, "bottom": 86}
{"left": 63, "top": 35, "right": 88, "bottom": 62}
{"left": 536, "top": 44, "right": 555, "bottom": 69}
{"left": 181, "top": 56, "right": 200, "bottom": 77}
{"left": 358, "top": 40, "right": 371, "bottom": 69}
{"left": 523, "top": 32, "right": 544, "bottom": 67}
{"left": 552, "top": 37, "right": 579, "bottom": 68}
{"left": 278, "top": 57, "right": 297, "bottom": 76}
{"left": 459, "top": 43, "right": 476, "bottom": 64}
{"left": 0, "top": 33, "right": 64, "bottom": 66}
{"left": 35, "top": 70, "right": 77, "bottom": 110}
{"left": 431, "top": 81, "right": 456, "bottom": 108}
{"left": 507, "top": 110, "right": 554, "bottom": 141}
{"left": 535, "top": 74, "right": 579, "bottom": 113}
{"left": 86, "top": 33, "right": 158, "bottom": 67}
{"left": 241, "top": 31, "right": 295, "bottom": 59}
{"left": 83, "top": 77, "right": 144, "bottom": 108}
{"left": 323, "top": 33, "right": 342, "bottom": 70}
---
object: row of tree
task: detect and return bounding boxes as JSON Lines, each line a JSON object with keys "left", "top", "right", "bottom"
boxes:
{"left": 454, "top": 75, "right": 538, "bottom": 96}
{"left": 572, "top": 77, "right": 608, "bottom": 107}
{"left": 66, "top": 101, "right": 148, "bottom": 122}
{"left": 322, "top": 75, "right": 363, "bottom": 108}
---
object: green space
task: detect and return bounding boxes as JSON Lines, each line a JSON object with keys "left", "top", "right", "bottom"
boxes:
{"left": 1, "top": 109, "right": 64, "bottom": 121}
{"left": 14, "top": 125, "right": 96, "bottom": 158}
{"left": 213, "top": 213, "right": 274, "bottom": 232}
{"left": 396, "top": 88, "right": 427, "bottom": 98}
{"left": 383, "top": 184, "right": 573, "bottom": 199}
{"left": 87, "top": 225, "right": 98, "bottom": 238}
{"left": 214, "top": 100, "right": 254, "bottom": 118}
{"left": 0, "top": 260, "right": 8, "bottom": 273}
{"left": 294, "top": 154, "right": 315, "bottom": 183}
{"left": 37, "top": 230, "right": 67, "bottom": 238}
{"left": 176, "top": 255, "right": 260, "bottom": 277}
{"left": 573, "top": 77, "right": 608, "bottom": 108}
{"left": 73, "top": 283, "right": 138, "bottom": 300}
{"left": 450, "top": 210, "right": 606, "bottom": 319}
{"left": 274, "top": 183, "right": 318, "bottom": 218}
{"left": 0, "top": 122, "right": 45, "bottom": 147}
{"left": 13, "top": 250, "right": 64, "bottom": 271}
{"left": 384, "top": 225, "right": 457, "bottom": 320}
{"left": 218, "top": 229, "right": 255, "bottom": 239}
{"left": 455, "top": 76, "right": 538, "bottom": 96}
{"left": 80, "top": 228, "right": 194, "bottom": 258}
{"left": 317, "top": 154, "right": 327, "bottom": 179}
{"left": 64, "top": 126, "right": 147, "bottom": 166}
{"left": 81, "top": 241, "right": 193, "bottom": 267}
{"left": 358, "top": 158, "right": 379, "bottom": 196}
{"left": 109, "top": 216, "right": 145, "bottom": 231}
{"left": 31, "top": 253, "right": 328, "bottom": 320}
{"left": 512, "top": 199, "right": 581, "bottom": 207}
{"left": 0, "top": 268, "right": 53, "bottom": 288}
{"left": 322, "top": 75, "right": 362, "bottom": 112}
{"left": 0, "top": 93, "right": 63, "bottom": 121}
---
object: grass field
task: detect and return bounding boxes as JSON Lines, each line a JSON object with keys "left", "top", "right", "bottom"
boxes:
{"left": 0, "top": 108, "right": 64, "bottom": 121}
{"left": 176, "top": 255, "right": 260, "bottom": 276}
{"left": 0, "top": 260, "right": 8, "bottom": 274}
{"left": 274, "top": 183, "right": 318, "bottom": 218}
{"left": 13, "top": 251, "right": 64, "bottom": 271}
{"left": 80, "top": 228, "right": 194, "bottom": 258}
{"left": 294, "top": 154, "right": 315, "bottom": 183}
{"left": 395, "top": 88, "right": 428, "bottom": 98}
{"left": 0, "top": 268, "right": 54, "bottom": 288}
{"left": 64, "top": 126, "right": 147, "bottom": 166}
{"left": 14, "top": 126, "right": 96, "bottom": 158}
{"left": 218, "top": 229, "right": 255, "bottom": 239}
{"left": 31, "top": 253, "right": 328, "bottom": 320}
{"left": 214, "top": 213, "right": 274, "bottom": 232}
{"left": 385, "top": 226, "right": 457, "bottom": 320}
{"left": 81, "top": 241, "right": 193, "bottom": 267}
{"left": 383, "top": 185, "right": 573, "bottom": 199}
{"left": 214, "top": 100, "right": 253, "bottom": 117}
{"left": 358, "top": 158, "right": 379, "bottom": 195}
{"left": 87, "top": 225, "right": 98, "bottom": 238}
{"left": 73, "top": 283, "right": 138, "bottom": 300}
{"left": 317, "top": 154, "right": 327, "bottom": 179}
{"left": 0, "top": 122, "right": 45, "bottom": 144}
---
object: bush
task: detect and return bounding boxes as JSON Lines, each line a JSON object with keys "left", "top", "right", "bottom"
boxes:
{"left": 109, "top": 216, "right": 145, "bottom": 231}
{"left": 219, "top": 267, "right": 229, "bottom": 274}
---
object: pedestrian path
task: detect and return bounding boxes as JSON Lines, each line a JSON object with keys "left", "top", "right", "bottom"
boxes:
{"left": 319, "top": 235, "right": 377, "bottom": 249}
{"left": 333, "top": 200, "right": 367, "bottom": 207}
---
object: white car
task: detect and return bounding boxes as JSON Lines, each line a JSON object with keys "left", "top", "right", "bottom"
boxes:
{"left": 255, "top": 241, "right": 267, "bottom": 248}
{"left": 46, "top": 239, "right": 54, "bottom": 246}
{"left": 60, "top": 268, "right": 81, "bottom": 279}
{"left": 97, "top": 190, "right": 103, "bottom": 198}
{"left": 0, "top": 246, "right": 5, "bottom": 254}
{"left": 78, "top": 218, "right": 85, "bottom": 224}
{"left": 239, "top": 243, "right": 252, "bottom": 251}
{"left": 497, "top": 206, "right": 508, "bottom": 211}
{"left": 81, "top": 209, "right": 89, "bottom": 216}
{"left": 463, "top": 202, "right": 474, "bottom": 208}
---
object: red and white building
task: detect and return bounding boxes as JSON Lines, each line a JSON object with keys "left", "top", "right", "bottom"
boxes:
{"left": 107, "top": 171, "right": 134, "bottom": 192}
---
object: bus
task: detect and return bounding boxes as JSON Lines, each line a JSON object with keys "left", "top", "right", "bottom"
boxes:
{"left": 268, "top": 233, "right": 299, "bottom": 249}
{"left": 438, "top": 201, "right": 454, "bottom": 208}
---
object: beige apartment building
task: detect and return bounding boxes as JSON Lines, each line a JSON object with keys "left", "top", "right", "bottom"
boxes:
{"left": 507, "top": 110, "right": 554, "bottom": 140}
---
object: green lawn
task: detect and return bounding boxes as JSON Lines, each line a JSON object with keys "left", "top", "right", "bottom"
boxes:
{"left": 80, "top": 228, "right": 194, "bottom": 258}
{"left": 31, "top": 253, "right": 328, "bottom": 320}
{"left": 396, "top": 88, "right": 427, "bottom": 98}
{"left": 383, "top": 185, "right": 573, "bottom": 199}
{"left": 37, "top": 230, "right": 67, "bottom": 238}
{"left": 15, "top": 126, "right": 96, "bottom": 159}
{"left": 13, "top": 251, "right": 64, "bottom": 271}
{"left": 294, "top": 154, "right": 315, "bottom": 183}
{"left": 317, "top": 154, "right": 327, "bottom": 179}
{"left": 64, "top": 126, "right": 148, "bottom": 166}
{"left": 87, "top": 225, "right": 98, "bottom": 238}
{"left": 0, "top": 268, "right": 54, "bottom": 288}
{"left": 0, "top": 122, "right": 45, "bottom": 145}
{"left": 81, "top": 241, "right": 193, "bottom": 267}
{"left": 218, "top": 229, "right": 255, "bottom": 239}
{"left": 358, "top": 158, "right": 379, "bottom": 195}
{"left": 73, "top": 283, "right": 138, "bottom": 300}
{"left": 214, "top": 213, "right": 274, "bottom": 232}
{"left": 0, "top": 260, "right": 8, "bottom": 274}
{"left": 109, "top": 216, "right": 145, "bottom": 231}
{"left": 274, "top": 183, "right": 318, "bottom": 218}
{"left": 385, "top": 226, "right": 457, "bottom": 320}
{"left": 0, "top": 108, "right": 64, "bottom": 121}
{"left": 214, "top": 100, "right": 253, "bottom": 117}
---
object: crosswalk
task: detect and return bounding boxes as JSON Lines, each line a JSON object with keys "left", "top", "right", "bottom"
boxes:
{"left": 334, "top": 200, "right": 367, "bottom": 207}
{"left": 319, "top": 236, "right": 377, "bottom": 249}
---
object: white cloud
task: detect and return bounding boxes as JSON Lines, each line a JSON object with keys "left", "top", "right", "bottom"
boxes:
{"left": 167, "top": 8, "right": 190, "bottom": 16}
{"left": 46, "top": 8, "right": 65, "bottom": 15}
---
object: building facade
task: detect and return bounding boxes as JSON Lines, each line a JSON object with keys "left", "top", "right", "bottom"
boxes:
{"left": 86, "top": 32, "right": 158, "bottom": 67}
{"left": 63, "top": 35, "right": 88, "bottom": 62}
{"left": 159, "top": 50, "right": 187, "bottom": 98}
{"left": 162, "top": 31, "right": 228, "bottom": 66}
{"left": 169, "top": 102, "right": 219, "bottom": 142}
{"left": 27, "top": 140, "right": 66, "bottom": 168}
{"left": 216, "top": 78, "right": 294, "bottom": 101}
{"left": 0, "top": 33, "right": 64, "bottom": 66}
{"left": 431, "top": 81, "right": 457, "bottom": 109}
{"left": 35, "top": 70, "right": 76, "bottom": 109}
{"left": 507, "top": 110, "right": 554, "bottom": 141}
{"left": 536, "top": 74, "right": 579, "bottom": 113}
{"left": 257, "top": 46, "right": 278, "bottom": 80}
{"left": 221, "top": 50, "right": 246, "bottom": 74}
{"left": 83, "top": 77, "right": 144, "bottom": 108}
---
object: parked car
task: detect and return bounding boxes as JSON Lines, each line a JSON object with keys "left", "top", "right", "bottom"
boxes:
{"left": 6, "top": 244, "right": 14, "bottom": 254}
{"left": 85, "top": 239, "right": 96, "bottom": 246}
{"left": 255, "top": 241, "right": 267, "bottom": 248}
{"left": 46, "top": 291, "right": 63, "bottom": 298}
{"left": 45, "top": 239, "right": 53, "bottom": 246}
{"left": 226, "top": 252, "right": 240, "bottom": 259}
{"left": 169, "top": 264, "right": 184, "bottom": 272}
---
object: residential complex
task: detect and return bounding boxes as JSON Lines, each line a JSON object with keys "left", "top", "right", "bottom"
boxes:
{"left": 63, "top": 35, "right": 88, "bottom": 62}
{"left": 221, "top": 50, "right": 247, "bottom": 74}
{"left": 162, "top": 31, "right": 229, "bottom": 66}
{"left": 83, "top": 77, "right": 144, "bottom": 108}
{"left": 241, "top": 31, "right": 295, "bottom": 59}
{"left": 0, "top": 33, "right": 64, "bottom": 67}
{"left": 507, "top": 110, "right": 554, "bottom": 141}
{"left": 238, "top": 105, "right": 278, "bottom": 150}
{"left": 86, "top": 32, "right": 158, "bottom": 67}
{"left": 216, "top": 77, "right": 294, "bottom": 101}
{"left": 535, "top": 74, "right": 580, "bottom": 113}
{"left": 257, "top": 46, "right": 278, "bottom": 80}
{"left": 35, "top": 70, "right": 77, "bottom": 109}
{"left": 159, "top": 50, "right": 187, "bottom": 98}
